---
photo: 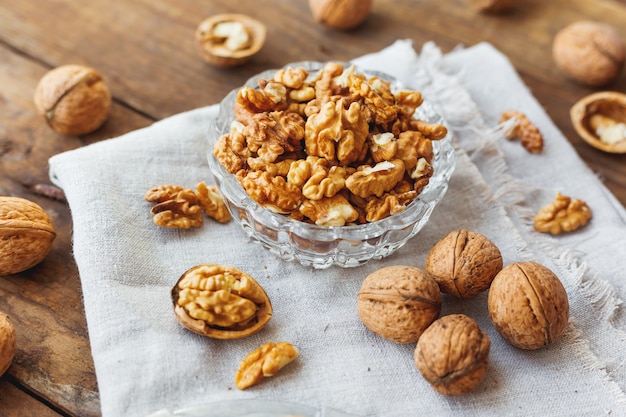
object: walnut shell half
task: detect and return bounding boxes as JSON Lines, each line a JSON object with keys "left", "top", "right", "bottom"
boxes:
{"left": 414, "top": 314, "right": 490, "bottom": 396}
{"left": 195, "top": 14, "right": 266, "bottom": 68}
{"left": 0, "top": 196, "right": 56, "bottom": 276}
{"left": 171, "top": 264, "right": 272, "bottom": 339}
{"left": 425, "top": 229, "right": 503, "bottom": 299}
{"left": 357, "top": 265, "right": 441, "bottom": 344}
{"left": 488, "top": 261, "right": 569, "bottom": 350}
{"left": 570, "top": 91, "right": 626, "bottom": 154}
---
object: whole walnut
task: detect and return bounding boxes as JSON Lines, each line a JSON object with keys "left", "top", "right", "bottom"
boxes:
{"left": 357, "top": 265, "right": 441, "bottom": 344}
{"left": 424, "top": 229, "right": 503, "bottom": 299}
{"left": 309, "top": 0, "right": 372, "bottom": 30}
{"left": 34, "top": 64, "right": 111, "bottom": 135}
{"left": 488, "top": 261, "right": 569, "bottom": 350}
{"left": 0, "top": 197, "right": 56, "bottom": 276}
{"left": 466, "top": 0, "right": 517, "bottom": 13}
{"left": 414, "top": 314, "right": 490, "bottom": 396}
{"left": 0, "top": 313, "right": 16, "bottom": 377}
{"left": 552, "top": 21, "right": 625, "bottom": 87}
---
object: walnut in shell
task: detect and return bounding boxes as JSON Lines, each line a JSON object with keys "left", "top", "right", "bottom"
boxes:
{"left": 570, "top": 91, "right": 626, "bottom": 154}
{"left": 466, "top": 0, "right": 517, "bottom": 13}
{"left": 195, "top": 14, "right": 266, "bottom": 67}
{"left": 552, "top": 21, "right": 625, "bottom": 87}
{"left": 0, "top": 196, "right": 56, "bottom": 276}
{"left": 357, "top": 265, "right": 442, "bottom": 344}
{"left": 488, "top": 261, "right": 569, "bottom": 350}
{"left": 414, "top": 314, "right": 490, "bottom": 396}
{"left": 34, "top": 64, "right": 111, "bottom": 135}
{"left": 171, "top": 264, "right": 272, "bottom": 339}
{"left": 0, "top": 313, "right": 16, "bottom": 377}
{"left": 309, "top": 0, "right": 372, "bottom": 30}
{"left": 425, "top": 229, "right": 503, "bottom": 299}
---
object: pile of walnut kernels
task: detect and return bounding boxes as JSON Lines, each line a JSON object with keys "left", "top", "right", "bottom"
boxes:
{"left": 213, "top": 63, "right": 448, "bottom": 226}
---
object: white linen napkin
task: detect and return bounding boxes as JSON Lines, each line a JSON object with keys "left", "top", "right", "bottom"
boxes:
{"left": 49, "top": 40, "right": 626, "bottom": 417}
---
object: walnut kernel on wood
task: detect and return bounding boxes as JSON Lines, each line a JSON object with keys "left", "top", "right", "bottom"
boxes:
{"left": 235, "top": 341, "right": 299, "bottom": 390}
{"left": 171, "top": 264, "right": 272, "bottom": 339}
{"left": 414, "top": 314, "right": 490, "bottom": 396}
{"left": 500, "top": 110, "right": 544, "bottom": 153}
{"left": 534, "top": 192, "right": 592, "bottom": 235}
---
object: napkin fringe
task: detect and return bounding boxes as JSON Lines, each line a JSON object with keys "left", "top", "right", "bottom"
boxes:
{"left": 417, "top": 41, "right": 626, "bottom": 403}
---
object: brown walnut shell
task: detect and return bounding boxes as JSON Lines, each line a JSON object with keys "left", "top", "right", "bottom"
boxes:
{"left": 466, "top": 0, "right": 517, "bottom": 13}
{"left": 425, "top": 229, "right": 503, "bottom": 299}
{"left": 488, "top": 261, "right": 569, "bottom": 350}
{"left": 570, "top": 91, "right": 626, "bottom": 154}
{"left": 34, "top": 64, "right": 111, "bottom": 136}
{"left": 552, "top": 21, "right": 625, "bottom": 87}
{"left": 414, "top": 314, "right": 490, "bottom": 396}
{"left": 0, "top": 196, "right": 56, "bottom": 276}
{"left": 357, "top": 265, "right": 442, "bottom": 344}
{"left": 171, "top": 264, "right": 272, "bottom": 339}
{"left": 0, "top": 313, "right": 17, "bottom": 377}
{"left": 308, "top": 0, "right": 372, "bottom": 30}
{"left": 195, "top": 14, "right": 266, "bottom": 68}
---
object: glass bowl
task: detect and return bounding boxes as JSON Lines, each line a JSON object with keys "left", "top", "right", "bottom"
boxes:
{"left": 207, "top": 62, "right": 455, "bottom": 269}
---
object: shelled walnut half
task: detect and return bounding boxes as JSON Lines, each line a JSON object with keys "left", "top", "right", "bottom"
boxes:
{"left": 172, "top": 264, "right": 272, "bottom": 339}
{"left": 195, "top": 14, "right": 266, "bottom": 67}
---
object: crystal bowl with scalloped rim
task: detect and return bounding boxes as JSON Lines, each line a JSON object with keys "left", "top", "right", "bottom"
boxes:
{"left": 207, "top": 61, "right": 455, "bottom": 269}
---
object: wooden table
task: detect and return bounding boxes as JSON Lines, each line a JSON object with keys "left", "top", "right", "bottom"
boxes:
{"left": 1, "top": 1, "right": 625, "bottom": 415}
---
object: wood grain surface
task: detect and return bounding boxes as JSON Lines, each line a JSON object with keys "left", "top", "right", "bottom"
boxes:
{"left": 1, "top": 0, "right": 625, "bottom": 415}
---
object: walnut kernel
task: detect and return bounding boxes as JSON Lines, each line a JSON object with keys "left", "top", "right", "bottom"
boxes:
{"left": 414, "top": 314, "right": 490, "bottom": 396}
{"left": 425, "top": 229, "right": 503, "bottom": 299}
{"left": 357, "top": 265, "right": 442, "bottom": 344}
{"left": 500, "top": 110, "right": 544, "bottom": 154}
{"left": 34, "top": 64, "right": 111, "bottom": 136}
{"left": 0, "top": 313, "right": 16, "bottom": 377}
{"left": 552, "top": 21, "right": 625, "bottom": 87}
{"left": 0, "top": 196, "right": 56, "bottom": 276}
{"left": 171, "top": 264, "right": 272, "bottom": 339}
{"left": 235, "top": 341, "right": 299, "bottom": 390}
{"left": 533, "top": 192, "right": 592, "bottom": 235}
{"left": 488, "top": 261, "right": 569, "bottom": 350}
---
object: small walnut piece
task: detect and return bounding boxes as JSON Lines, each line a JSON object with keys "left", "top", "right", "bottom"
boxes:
{"left": 0, "top": 313, "right": 17, "bottom": 377}
{"left": 171, "top": 264, "right": 272, "bottom": 339}
{"left": 308, "top": 0, "right": 372, "bottom": 30}
{"left": 488, "top": 261, "right": 569, "bottom": 350}
{"left": 500, "top": 110, "right": 544, "bottom": 154}
{"left": 34, "top": 64, "right": 111, "bottom": 136}
{"left": 196, "top": 14, "right": 266, "bottom": 67}
{"left": 235, "top": 341, "right": 299, "bottom": 390}
{"left": 414, "top": 314, "right": 490, "bottom": 396}
{"left": 534, "top": 192, "right": 592, "bottom": 235}
{"left": 357, "top": 265, "right": 442, "bottom": 344}
{"left": 466, "top": 0, "right": 517, "bottom": 13}
{"left": 425, "top": 229, "right": 503, "bottom": 299}
{"left": 570, "top": 91, "right": 626, "bottom": 154}
{"left": 196, "top": 181, "right": 231, "bottom": 223}
{"left": 0, "top": 196, "right": 56, "bottom": 276}
{"left": 145, "top": 185, "right": 203, "bottom": 228}
{"left": 553, "top": 21, "right": 625, "bottom": 87}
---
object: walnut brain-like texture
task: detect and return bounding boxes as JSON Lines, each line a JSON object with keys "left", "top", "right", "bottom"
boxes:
{"left": 213, "top": 63, "right": 448, "bottom": 226}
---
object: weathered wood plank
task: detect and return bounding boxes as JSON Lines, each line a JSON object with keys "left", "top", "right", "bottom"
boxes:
{"left": 0, "top": 379, "right": 64, "bottom": 417}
